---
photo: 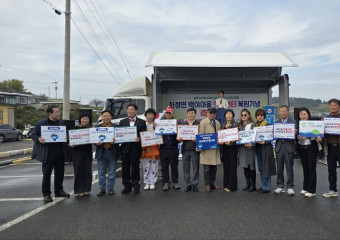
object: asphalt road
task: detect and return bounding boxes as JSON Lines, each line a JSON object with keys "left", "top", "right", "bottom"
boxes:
{"left": 0, "top": 139, "right": 33, "bottom": 153}
{"left": 0, "top": 157, "right": 339, "bottom": 240}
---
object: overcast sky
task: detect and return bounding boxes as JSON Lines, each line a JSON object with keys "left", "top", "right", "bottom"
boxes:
{"left": 0, "top": 0, "right": 339, "bottom": 104}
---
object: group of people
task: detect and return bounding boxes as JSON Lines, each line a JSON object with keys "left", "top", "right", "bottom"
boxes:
{"left": 31, "top": 97, "right": 340, "bottom": 204}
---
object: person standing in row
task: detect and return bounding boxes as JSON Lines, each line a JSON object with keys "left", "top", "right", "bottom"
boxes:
{"left": 297, "top": 107, "right": 322, "bottom": 198}
{"left": 159, "top": 106, "right": 180, "bottom": 191}
{"left": 119, "top": 104, "right": 146, "bottom": 194}
{"left": 215, "top": 90, "right": 229, "bottom": 126}
{"left": 274, "top": 105, "right": 296, "bottom": 196}
{"left": 95, "top": 110, "right": 119, "bottom": 196}
{"left": 199, "top": 107, "right": 222, "bottom": 192}
{"left": 238, "top": 109, "right": 256, "bottom": 192}
{"left": 179, "top": 108, "right": 200, "bottom": 192}
{"left": 222, "top": 109, "right": 239, "bottom": 192}
{"left": 71, "top": 113, "right": 93, "bottom": 197}
{"left": 323, "top": 98, "right": 340, "bottom": 198}
{"left": 254, "top": 109, "right": 276, "bottom": 194}
{"left": 31, "top": 105, "right": 70, "bottom": 203}
{"left": 141, "top": 108, "right": 160, "bottom": 190}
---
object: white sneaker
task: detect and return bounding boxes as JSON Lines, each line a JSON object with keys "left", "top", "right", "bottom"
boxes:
{"left": 287, "top": 189, "right": 295, "bottom": 196}
{"left": 150, "top": 184, "right": 155, "bottom": 190}
{"left": 305, "top": 192, "right": 316, "bottom": 198}
{"left": 323, "top": 191, "right": 338, "bottom": 198}
{"left": 300, "top": 190, "right": 307, "bottom": 195}
{"left": 274, "top": 188, "right": 285, "bottom": 194}
{"left": 144, "top": 184, "right": 150, "bottom": 190}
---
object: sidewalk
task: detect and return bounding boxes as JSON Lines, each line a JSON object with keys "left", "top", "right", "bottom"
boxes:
{"left": 0, "top": 148, "right": 33, "bottom": 159}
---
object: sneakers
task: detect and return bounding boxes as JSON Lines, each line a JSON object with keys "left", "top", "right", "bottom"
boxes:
{"left": 144, "top": 184, "right": 150, "bottom": 190}
{"left": 287, "top": 189, "right": 295, "bottom": 196}
{"left": 300, "top": 190, "right": 308, "bottom": 195}
{"left": 274, "top": 188, "right": 285, "bottom": 194}
{"left": 323, "top": 191, "right": 338, "bottom": 198}
{"left": 163, "top": 183, "right": 169, "bottom": 191}
{"left": 43, "top": 195, "right": 53, "bottom": 203}
{"left": 305, "top": 192, "right": 316, "bottom": 198}
{"left": 150, "top": 184, "right": 155, "bottom": 190}
{"left": 173, "top": 183, "right": 181, "bottom": 189}
{"left": 55, "top": 191, "right": 70, "bottom": 198}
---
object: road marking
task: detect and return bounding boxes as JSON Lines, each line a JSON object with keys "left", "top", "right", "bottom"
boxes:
{"left": 0, "top": 167, "right": 123, "bottom": 233}
{"left": 0, "top": 174, "right": 75, "bottom": 178}
{"left": 0, "top": 198, "right": 43, "bottom": 201}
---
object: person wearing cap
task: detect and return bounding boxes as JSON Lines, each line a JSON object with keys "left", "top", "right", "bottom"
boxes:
{"left": 70, "top": 113, "right": 93, "bottom": 197}
{"left": 159, "top": 106, "right": 181, "bottom": 191}
{"left": 94, "top": 110, "right": 119, "bottom": 196}
{"left": 215, "top": 90, "right": 229, "bottom": 126}
{"left": 198, "top": 107, "right": 222, "bottom": 192}
{"left": 119, "top": 104, "right": 147, "bottom": 194}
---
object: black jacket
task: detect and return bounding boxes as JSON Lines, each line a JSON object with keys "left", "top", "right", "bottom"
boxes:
{"left": 118, "top": 117, "right": 146, "bottom": 155}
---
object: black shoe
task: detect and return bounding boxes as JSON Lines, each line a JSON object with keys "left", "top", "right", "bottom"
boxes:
{"left": 121, "top": 187, "right": 132, "bottom": 194}
{"left": 258, "top": 189, "right": 270, "bottom": 194}
{"left": 97, "top": 190, "right": 106, "bottom": 197}
{"left": 108, "top": 190, "right": 114, "bottom": 195}
{"left": 184, "top": 185, "right": 192, "bottom": 192}
{"left": 43, "top": 195, "right": 53, "bottom": 203}
{"left": 55, "top": 191, "right": 70, "bottom": 198}
{"left": 192, "top": 185, "right": 199, "bottom": 192}
{"left": 133, "top": 188, "right": 140, "bottom": 194}
{"left": 246, "top": 186, "right": 256, "bottom": 192}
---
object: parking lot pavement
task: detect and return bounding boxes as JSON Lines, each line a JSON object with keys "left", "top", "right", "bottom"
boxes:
{"left": 0, "top": 158, "right": 339, "bottom": 239}
{"left": 0, "top": 139, "right": 33, "bottom": 153}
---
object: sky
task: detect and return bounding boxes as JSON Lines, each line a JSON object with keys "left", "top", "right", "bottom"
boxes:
{"left": 0, "top": 0, "right": 339, "bottom": 104}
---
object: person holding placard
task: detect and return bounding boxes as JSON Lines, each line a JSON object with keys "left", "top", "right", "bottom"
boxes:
{"left": 274, "top": 105, "right": 296, "bottom": 196}
{"left": 70, "top": 113, "right": 93, "bottom": 197}
{"left": 199, "top": 107, "right": 222, "bottom": 193}
{"left": 222, "top": 109, "right": 239, "bottom": 192}
{"left": 159, "top": 106, "right": 181, "bottom": 191}
{"left": 238, "top": 109, "right": 256, "bottom": 192}
{"left": 297, "top": 108, "right": 322, "bottom": 198}
{"left": 141, "top": 108, "right": 160, "bottom": 190}
{"left": 215, "top": 90, "right": 229, "bottom": 126}
{"left": 95, "top": 110, "right": 119, "bottom": 196}
{"left": 323, "top": 98, "right": 340, "bottom": 198}
{"left": 119, "top": 104, "right": 146, "bottom": 194}
{"left": 31, "top": 106, "right": 69, "bottom": 203}
{"left": 255, "top": 109, "right": 276, "bottom": 194}
{"left": 178, "top": 108, "right": 200, "bottom": 192}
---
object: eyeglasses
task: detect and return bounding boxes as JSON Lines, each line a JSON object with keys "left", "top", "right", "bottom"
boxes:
{"left": 241, "top": 114, "right": 248, "bottom": 117}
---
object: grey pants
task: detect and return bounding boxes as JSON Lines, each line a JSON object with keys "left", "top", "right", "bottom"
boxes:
{"left": 182, "top": 150, "right": 199, "bottom": 186}
{"left": 276, "top": 144, "right": 294, "bottom": 189}
{"left": 203, "top": 165, "right": 217, "bottom": 186}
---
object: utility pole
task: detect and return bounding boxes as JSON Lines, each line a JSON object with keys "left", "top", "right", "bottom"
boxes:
{"left": 63, "top": 0, "right": 71, "bottom": 120}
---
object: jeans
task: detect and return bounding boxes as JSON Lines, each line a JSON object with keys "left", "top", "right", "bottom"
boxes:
{"left": 97, "top": 149, "right": 118, "bottom": 191}
{"left": 327, "top": 144, "right": 340, "bottom": 192}
{"left": 182, "top": 149, "right": 200, "bottom": 186}
{"left": 256, "top": 148, "right": 271, "bottom": 191}
{"left": 203, "top": 165, "right": 217, "bottom": 186}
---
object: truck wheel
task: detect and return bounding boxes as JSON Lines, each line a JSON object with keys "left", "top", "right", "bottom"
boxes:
{"left": 16, "top": 134, "right": 22, "bottom": 141}
{"left": 0, "top": 135, "right": 4, "bottom": 143}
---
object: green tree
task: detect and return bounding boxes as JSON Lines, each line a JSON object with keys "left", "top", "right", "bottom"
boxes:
{"left": 16, "top": 106, "right": 47, "bottom": 130}
{"left": 0, "top": 79, "right": 26, "bottom": 92}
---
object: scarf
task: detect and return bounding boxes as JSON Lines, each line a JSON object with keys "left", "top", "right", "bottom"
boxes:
{"left": 256, "top": 119, "right": 268, "bottom": 127}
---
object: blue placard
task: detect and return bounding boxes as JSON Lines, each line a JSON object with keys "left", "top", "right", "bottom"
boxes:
{"left": 266, "top": 116, "right": 274, "bottom": 125}
{"left": 265, "top": 106, "right": 275, "bottom": 116}
{"left": 196, "top": 133, "right": 218, "bottom": 150}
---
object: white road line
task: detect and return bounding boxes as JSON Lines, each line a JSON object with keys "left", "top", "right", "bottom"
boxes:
{"left": 0, "top": 198, "right": 43, "bottom": 201}
{"left": 0, "top": 167, "right": 124, "bottom": 232}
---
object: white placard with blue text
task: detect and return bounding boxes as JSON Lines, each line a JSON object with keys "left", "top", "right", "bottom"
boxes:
{"left": 236, "top": 129, "right": 257, "bottom": 145}
{"left": 324, "top": 118, "right": 340, "bottom": 135}
{"left": 299, "top": 121, "right": 324, "bottom": 138}
{"left": 90, "top": 127, "right": 114, "bottom": 143}
{"left": 255, "top": 125, "right": 274, "bottom": 142}
{"left": 155, "top": 119, "right": 177, "bottom": 135}
{"left": 41, "top": 126, "right": 67, "bottom": 143}
{"left": 273, "top": 123, "right": 295, "bottom": 140}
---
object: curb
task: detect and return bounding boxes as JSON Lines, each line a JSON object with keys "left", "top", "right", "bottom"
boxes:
{"left": 0, "top": 148, "right": 33, "bottom": 159}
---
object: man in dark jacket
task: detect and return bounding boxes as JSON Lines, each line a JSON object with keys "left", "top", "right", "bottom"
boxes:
{"left": 159, "top": 106, "right": 180, "bottom": 191}
{"left": 31, "top": 106, "right": 69, "bottom": 203}
{"left": 119, "top": 104, "right": 146, "bottom": 194}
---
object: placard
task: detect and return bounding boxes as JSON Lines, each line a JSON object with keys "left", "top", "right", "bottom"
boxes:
{"left": 196, "top": 133, "right": 218, "bottom": 150}
{"left": 273, "top": 123, "right": 295, "bottom": 140}
{"left": 217, "top": 128, "right": 239, "bottom": 143}
{"left": 41, "top": 126, "right": 67, "bottom": 143}
{"left": 299, "top": 121, "right": 324, "bottom": 138}
{"left": 90, "top": 127, "right": 114, "bottom": 143}
{"left": 114, "top": 126, "right": 138, "bottom": 143}
{"left": 140, "top": 130, "right": 163, "bottom": 147}
{"left": 324, "top": 117, "right": 340, "bottom": 135}
{"left": 68, "top": 128, "right": 91, "bottom": 146}
{"left": 236, "top": 129, "right": 257, "bottom": 145}
{"left": 155, "top": 119, "right": 177, "bottom": 135}
{"left": 177, "top": 125, "right": 198, "bottom": 140}
{"left": 255, "top": 125, "right": 274, "bottom": 142}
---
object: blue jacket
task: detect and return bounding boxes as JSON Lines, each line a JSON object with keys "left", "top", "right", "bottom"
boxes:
{"left": 31, "top": 118, "right": 67, "bottom": 163}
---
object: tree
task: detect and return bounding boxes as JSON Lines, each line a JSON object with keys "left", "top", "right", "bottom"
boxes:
{"left": 16, "top": 106, "right": 47, "bottom": 130}
{"left": 89, "top": 98, "right": 104, "bottom": 108}
{"left": 0, "top": 79, "right": 26, "bottom": 92}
